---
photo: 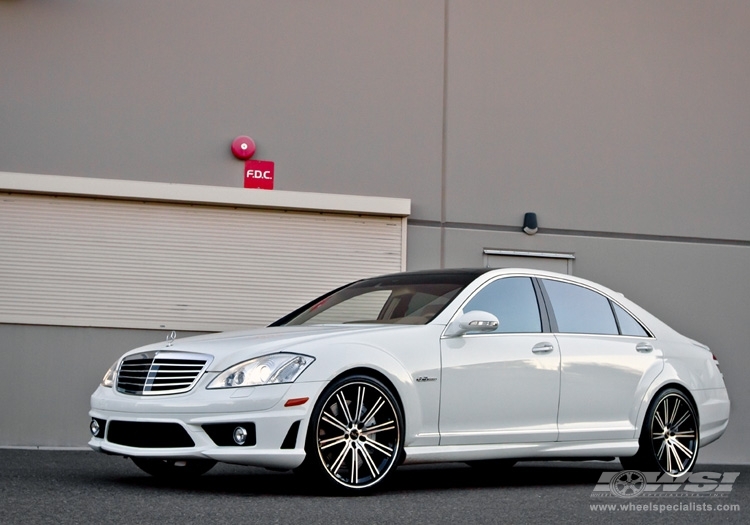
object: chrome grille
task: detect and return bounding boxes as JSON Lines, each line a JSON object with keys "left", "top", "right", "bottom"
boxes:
{"left": 116, "top": 351, "right": 212, "bottom": 396}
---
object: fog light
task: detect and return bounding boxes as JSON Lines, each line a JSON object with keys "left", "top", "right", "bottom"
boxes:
{"left": 233, "top": 426, "right": 248, "bottom": 445}
{"left": 90, "top": 419, "right": 100, "bottom": 436}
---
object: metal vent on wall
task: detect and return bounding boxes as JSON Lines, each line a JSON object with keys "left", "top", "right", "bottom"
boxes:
{"left": 483, "top": 249, "right": 575, "bottom": 275}
{"left": 0, "top": 193, "right": 406, "bottom": 331}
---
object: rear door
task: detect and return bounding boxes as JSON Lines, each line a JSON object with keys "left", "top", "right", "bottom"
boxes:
{"left": 540, "top": 278, "right": 663, "bottom": 441}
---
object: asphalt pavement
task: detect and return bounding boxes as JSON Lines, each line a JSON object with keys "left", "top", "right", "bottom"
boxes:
{"left": 1, "top": 449, "right": 747, "bottom": 524}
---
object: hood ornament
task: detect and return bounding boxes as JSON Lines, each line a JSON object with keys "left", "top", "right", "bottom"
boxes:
{"left": 166, "top": 330, "right": 176, "bottom": 347}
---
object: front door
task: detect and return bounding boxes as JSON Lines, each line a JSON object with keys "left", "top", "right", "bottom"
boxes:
{"left": 439, "top": 276, "right": 560, "bottom": 445}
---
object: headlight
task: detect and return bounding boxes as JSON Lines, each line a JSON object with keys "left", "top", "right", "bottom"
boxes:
{"left": 207, "top": 353, "right": 314, "bottom": 389}
{"left": 101, "top": 360, "right": 119, "bottom": 388}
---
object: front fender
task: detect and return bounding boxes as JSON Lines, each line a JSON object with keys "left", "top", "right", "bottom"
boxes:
{"left": 297, "top": 339, "right": 441, "bottom": 447}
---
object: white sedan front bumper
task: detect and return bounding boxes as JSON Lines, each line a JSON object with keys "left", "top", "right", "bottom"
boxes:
{"left": 88, "top": 377, "right": 328, "bottom": 470}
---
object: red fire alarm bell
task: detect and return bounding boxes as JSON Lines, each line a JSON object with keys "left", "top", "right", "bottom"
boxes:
{"left": 231, "top": 136, "right": 256, "bottom": 160}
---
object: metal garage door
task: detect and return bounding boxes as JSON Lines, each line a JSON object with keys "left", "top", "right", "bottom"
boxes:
{"left": 0, "top": 193, "right": 406, "bottom": 331}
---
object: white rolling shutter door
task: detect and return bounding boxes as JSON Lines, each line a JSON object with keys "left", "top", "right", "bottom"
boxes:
{"left": 0, "top": 193, "right": 406, "bottom": 331}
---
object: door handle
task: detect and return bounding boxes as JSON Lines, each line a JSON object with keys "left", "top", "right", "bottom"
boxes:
{"left": 532, "top": 342, "right": 555, "bottom": 354}
{"left": 636, "top": 342, "right": 654, "bottom": 353}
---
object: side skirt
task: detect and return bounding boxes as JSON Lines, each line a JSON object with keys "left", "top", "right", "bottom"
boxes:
{"left": 402, "top": 440, "right": 638, "bottom": 465}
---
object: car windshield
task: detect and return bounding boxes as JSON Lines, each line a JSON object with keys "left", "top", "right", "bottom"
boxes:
{"left": 277, "top": 272, "right": 481, "bottom": 326}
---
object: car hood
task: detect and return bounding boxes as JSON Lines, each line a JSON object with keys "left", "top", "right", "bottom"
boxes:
{"left": 121, "top": 324, "right": 425, "bottom": 370}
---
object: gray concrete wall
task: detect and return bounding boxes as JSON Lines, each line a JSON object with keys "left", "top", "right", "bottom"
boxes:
{"left": 444, "top": 0, "right": 750, "bottom": 241}
{"left": 1, "top": 1, "right": 748, "bottom": 462}
{"left": 0, "top": 0, "right": 446, "bottom": 219}
{"left": 0, "top": 325, "right": 206, "bottom": 447}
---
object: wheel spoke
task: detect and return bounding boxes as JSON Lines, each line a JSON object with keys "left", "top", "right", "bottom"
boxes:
{"left": 322, "top": 411, "right": 348, "bottom": 433}
{"left": 359, "top": 443, "right": 380, "bottom": 478}
{"left": 350, "top": 446, "right": 358, "bottom": 484}
{"left": 672, "top": 438, "right": 694, "bottom": 458}
{"left": 668, "top": 399, "right": 681, "bottom": 425}
{"left": 362, "top": 397, "right": 385, "bottom": 427}
{"left": 672, "top": 411, "right": 691, "bottom": 429}
{"left": 363, "top": 435, "right": 394, "bottom": 457}
{"left": 330, "top": 442, "right": 351, "bottom": 475}
{"left": 655, "top": 438, "right": 667, "bottom": 460}
{"left": 654, "top": 410, "right": 667, "bottom": 431}
{"left": 673, "top": 430, "right": 695, "bottom": 438}
{"left": 337, "top": 391, "right": 353, "bottom": 424}
{"left": 355, "top": 386, "right": 365, "bottom": 423}
{"left": 668, "top": 441, "right": 684, "bottom": 472}
{"left": 362, "top": 420, "right": 396, "bottom": 435}
{"left": 665, "top": 440, "right": 673, "bottom": 472}
{"left": 319, "top": 435, "right": 347, "bottom": 450}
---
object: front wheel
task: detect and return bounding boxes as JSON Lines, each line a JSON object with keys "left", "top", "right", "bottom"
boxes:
{"left": 302, "top": 375, "right": 403, "bottom": 494}
{"left": 620, "top": 388, "right": 699, "bottom": 477}
{"left": 131, "top": 457, "right": 216, "bottom": 479}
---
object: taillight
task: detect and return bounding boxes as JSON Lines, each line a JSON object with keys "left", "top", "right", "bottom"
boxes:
{"left": 712, "top": 353, "right": 722, "bottom": 373}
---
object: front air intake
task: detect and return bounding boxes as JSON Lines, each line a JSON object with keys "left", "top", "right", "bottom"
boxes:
{"left": 107, "top": 421, "right": 195, "bottom": 448}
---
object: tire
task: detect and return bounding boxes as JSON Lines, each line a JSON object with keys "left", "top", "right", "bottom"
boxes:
{"left": 620, "top": 388, "right": 699, "bottom": 477}
{"left": 301, "top": 375, "right": 403, "bottom": 494}
{"left": 131, "top": 457, "right": 216, "bottom": 479}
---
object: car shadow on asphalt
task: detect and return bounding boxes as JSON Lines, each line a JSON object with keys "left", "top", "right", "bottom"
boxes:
{"left": 104, "top": 461, "right": 619, "bottom": 497}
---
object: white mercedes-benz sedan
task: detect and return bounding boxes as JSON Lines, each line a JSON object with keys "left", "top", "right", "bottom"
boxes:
{"left": 89, "top": 268, "right": 730, "bottom": 493}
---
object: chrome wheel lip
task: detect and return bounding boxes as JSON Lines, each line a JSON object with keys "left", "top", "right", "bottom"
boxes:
{"left": 650, "top": 392, "right": 698, "bottom": 477}
{"left": 315, "top": 380, "right": 401, "bottom": 489}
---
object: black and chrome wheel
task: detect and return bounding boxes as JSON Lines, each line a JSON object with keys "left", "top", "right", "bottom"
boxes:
{"left": 304, "top": 375, "right": 403, "bottom": 493}
{"left": 131, "top": 457, "right": 216, "bottom": 479}
{"left": 620, "top": 388, "right": 698, "bottom": 477}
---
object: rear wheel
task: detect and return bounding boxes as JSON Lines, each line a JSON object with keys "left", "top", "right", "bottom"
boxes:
{"left": 301, "top": 375, "right": 403, "bottom": 494}
{"left": 620, "top": 388, "right": 698, "bottom": 477}
{"left": 131, "top": 458, "right": 216, "bottom": 479}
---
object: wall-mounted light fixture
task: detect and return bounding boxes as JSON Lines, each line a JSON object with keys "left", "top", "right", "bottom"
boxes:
{"left": 523, "top": 212, "right": 538, "bottom": 235}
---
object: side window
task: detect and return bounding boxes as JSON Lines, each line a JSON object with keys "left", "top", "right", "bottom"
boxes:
{"left": 613, "top": 303, "right": 649, "bottom": 337}
{"left": 463, "top": 277, "right": 541, "bottom": 333}
{"left": 543, "top": 279, "right": 618, "bottom": 335}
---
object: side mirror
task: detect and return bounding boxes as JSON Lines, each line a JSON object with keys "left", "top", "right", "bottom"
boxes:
{"left": 444, "top": 310, "right": 499, "bottom": 337}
